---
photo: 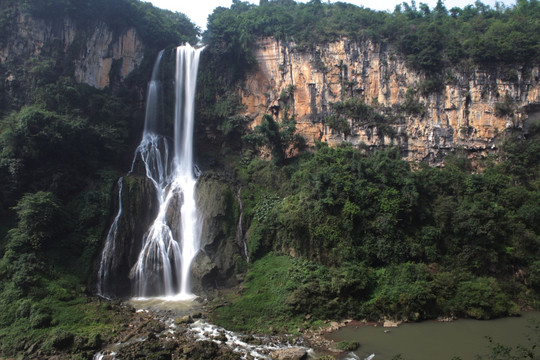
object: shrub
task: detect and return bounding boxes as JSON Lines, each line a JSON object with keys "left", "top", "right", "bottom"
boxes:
{"left": 448, "top": 277, "right": 519, "bottom": 319}
{"left": 494, "top": 94, "right": 515, "bottom": 118}
{"left": 336, "top": 341, "right": 360, "bottom": 351}
{"left": 45, "top": 328, "right": 75, "bottom": 350}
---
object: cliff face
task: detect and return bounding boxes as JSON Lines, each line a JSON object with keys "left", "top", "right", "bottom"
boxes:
{"left": 1, "top": 6, "right": 144, "bottom": 89}
{"left": 241, "top": 37, "right": 540, "bottom": 163}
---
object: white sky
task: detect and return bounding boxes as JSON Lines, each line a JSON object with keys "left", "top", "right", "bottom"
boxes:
{"left": 147, "top": 0, "right": 517, "bottom": 30}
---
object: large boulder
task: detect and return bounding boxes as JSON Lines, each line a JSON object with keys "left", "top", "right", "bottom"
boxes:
{"left": 270, "top": 348, "right": 308, "bottom": 360}
{"left": 191, "top": 251, "right": 218, "bottom": 290}
{"left": 194, "top": 171, "right": 247, "bottom": 293}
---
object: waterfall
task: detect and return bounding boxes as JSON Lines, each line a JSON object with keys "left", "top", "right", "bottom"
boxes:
{"left": 98, "top": 44, "right": 203, "bottom": 299}
{"left": 133, "top": 44, "right": 203, "bottom": 299}
{"left": 97, "top": 178, "right": 124, "bottom": 299}
{"left": 236, "top": 188, "right": 249, "bottom": 263}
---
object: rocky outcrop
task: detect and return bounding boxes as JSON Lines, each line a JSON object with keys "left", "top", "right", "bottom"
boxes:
{"left": 241, "top": 37, "right": 540, "bottom": 163}
{"left": 0, "top": 5, "right": 144, "bottom": 89}
{"left": 98, "top": 172, "right": 159, "bottom": 298}
{"left": 270, "top": 348, "right": 308, "bottom": 360}
{"left": 193, "top": 171, "right": 246, "bottom": 294}
{"left": 73, "top": 25, "right": 144, "bottom": 88}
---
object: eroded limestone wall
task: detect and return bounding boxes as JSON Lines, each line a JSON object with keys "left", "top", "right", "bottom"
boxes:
{"left": 1, "top": 6, "right": 144, "bottom": 89}
{"left": 241, "top": 37, "right": 540, "bottom": 163}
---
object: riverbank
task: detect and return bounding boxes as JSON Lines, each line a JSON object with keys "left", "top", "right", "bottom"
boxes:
{"left": 13, "top": 293, "right": 538, "bottom": 360}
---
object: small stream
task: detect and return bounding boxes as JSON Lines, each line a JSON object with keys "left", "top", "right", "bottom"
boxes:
{"left": 94, "top": 296, "right": 538, "bottom": 360}
{"left": 94, "top": 298, "right": 315, "bottom": 360}
{"left": 328, "top": 312, "right": 540, "bottom": 360}
{"left": 188, "top": 319, "right": 313, "bottom": 359}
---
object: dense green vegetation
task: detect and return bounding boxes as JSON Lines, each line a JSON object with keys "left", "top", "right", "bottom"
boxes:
{"left": 0, "top": 0, "right": 198, "bottom": 356}
{"left": 212, "top": 121, "right": 540, "bottom": 332}
{"left": 204, "top": 0, "right": 539, "bottom": 74}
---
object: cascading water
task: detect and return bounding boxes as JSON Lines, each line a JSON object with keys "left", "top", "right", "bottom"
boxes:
{"left": 98, "top": 44, "right": 203, "bottom": 299}
{"left": 97, "top": 178, "right": 124, "bottom": 298}
{"left": 133, "top": 44, "right": 203, "bottom": 299}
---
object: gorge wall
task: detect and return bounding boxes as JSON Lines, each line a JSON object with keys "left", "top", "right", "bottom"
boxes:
{"left": 240, "top": 37, "right": 540, "bottom": 163}
{"left": 0, "top": 4, "right": 144, "bottom": 89}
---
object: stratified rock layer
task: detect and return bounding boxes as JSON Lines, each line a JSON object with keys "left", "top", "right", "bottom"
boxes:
{"left": 241, "top": 38, "right": 540, "bottom": 163}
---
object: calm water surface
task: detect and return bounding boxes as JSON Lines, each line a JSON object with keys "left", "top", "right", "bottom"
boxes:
{"left": 327, "top": 312, "right": 539, "bottom": 360}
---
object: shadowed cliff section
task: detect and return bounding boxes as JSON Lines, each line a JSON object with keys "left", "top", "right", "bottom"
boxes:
{"left": 193, "top": 171, "right": 247, "bottom": 294}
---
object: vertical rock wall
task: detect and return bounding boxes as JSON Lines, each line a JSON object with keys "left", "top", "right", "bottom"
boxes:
{"left": 0, "top": 6, "right": 144, "bottom": 89}
{"left": 241, "top": 37, "right": 540, "bottom": 163}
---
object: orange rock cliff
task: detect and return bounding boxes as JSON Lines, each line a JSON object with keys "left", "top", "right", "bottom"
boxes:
{"left": 240, "top": 37, "right": 540, "bottom": 163}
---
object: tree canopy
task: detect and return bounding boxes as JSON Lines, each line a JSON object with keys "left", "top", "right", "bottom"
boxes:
{"left": 204, "top": 0, "right": 540, "bottom": 72}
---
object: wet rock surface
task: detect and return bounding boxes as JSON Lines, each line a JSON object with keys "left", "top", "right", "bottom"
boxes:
{"left": 19, "top": 296, "right": 356, "bottom": 360}
{"left": 270, "top": 347, "right": 308, "bottom": 360}
{"left": 94, "top": 306, "right": 245, "bottom": 360}
{"left": 91, "top": 298, "right": 318, "bottom": 360}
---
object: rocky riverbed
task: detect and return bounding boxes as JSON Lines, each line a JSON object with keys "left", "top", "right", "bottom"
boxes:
{"left": 90, "top": 300, "right": 312, "bottom": 360}
{"left": 89, "top": 296, "right": 363, "bottom": 360}
{"left": 14, "top": 295, "right": 371, "bottom": 360}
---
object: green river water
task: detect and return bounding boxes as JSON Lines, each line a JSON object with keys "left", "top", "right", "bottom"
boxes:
{"left": 327, "top": 312, "right": 539, "bottom": 360}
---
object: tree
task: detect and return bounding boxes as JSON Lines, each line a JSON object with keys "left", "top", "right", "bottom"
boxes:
{"left": 8, "top": 191, "right": 62, "bottom": 251}
{"left": 243, "top": 114, "right": 304, "bottom": 165}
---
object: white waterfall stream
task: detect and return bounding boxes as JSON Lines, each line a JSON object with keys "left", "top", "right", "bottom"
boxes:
{"left": 98, "top": 44, "right": 203, "bottom": 299}
{"left": 96, "top": 178, "right": 124, "bottom": 298}
{"left": 133, "top": 44, "right": 203, "bottom": 299}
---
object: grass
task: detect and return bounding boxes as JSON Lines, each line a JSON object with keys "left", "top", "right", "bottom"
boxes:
{"left": 0, "top": 272, "right": 131, "bottom": 356}
{"left": 211, "top": 254, "right": 303, "bottom": 334}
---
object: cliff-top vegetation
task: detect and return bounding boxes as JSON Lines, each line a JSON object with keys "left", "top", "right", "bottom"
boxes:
{"left": 204, "top": 0, "right": 539, "bottom": 74}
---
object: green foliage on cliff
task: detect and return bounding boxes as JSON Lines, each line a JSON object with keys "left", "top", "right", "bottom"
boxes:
{"left": 204, "top": 0, "right": 540, "bottom": 73}
{"left": 243, "top": 113, "right": 305, "bottom": 165}
{"left": 325, "top": 98, "right": 402, "bottom": 137}
{"left": 215, "top": 124, "right": 540, "bottom": 329}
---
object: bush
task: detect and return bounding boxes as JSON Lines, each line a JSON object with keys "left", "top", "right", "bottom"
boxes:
{"left": 494, "top": 94, "right": 515, "bottom": 118}
{"left": 30, "top": 312, "right": 52, "bottom": 329}
{"left": 285, "top": 259, "right": 374, "bottom": 319}
{"left": 325, "top": 114, "right": 351, "bottom": 135}
{"left": 335, "top": 341, "right": 360, "bottom": 351}
{"left": 368, "top": 263, "right": 436, "bottom": 321}
{"left": 400, "top": 89, "right": 426, "bottom": 116}
{"left": 448, "top": 277, "right": 519, "bottom": 319}
{"left": 45, "top": 328, "right": 75, "bottom": 350}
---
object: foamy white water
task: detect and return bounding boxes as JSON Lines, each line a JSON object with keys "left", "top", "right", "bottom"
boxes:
{"left": 98, "top": 44, "right": 204, "bottom": 299}
{"left": 97, "top": 178, "right": 124, "bottom": 298}
{"left": 132, "top": 44, "right": 203, "bottom": 298}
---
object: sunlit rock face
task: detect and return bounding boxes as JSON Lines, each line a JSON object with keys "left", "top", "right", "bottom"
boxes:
{"left": 241, "top": 37, "right": 540, "bottom": 164}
